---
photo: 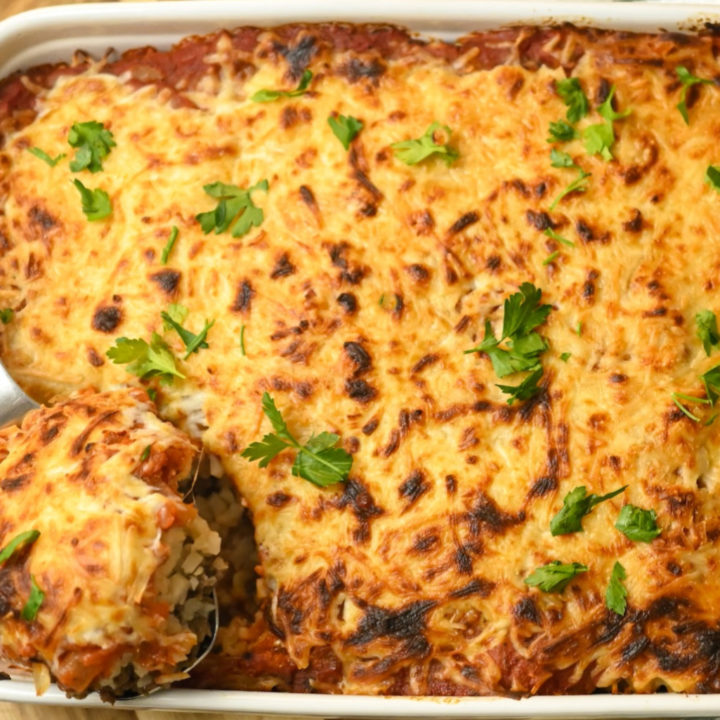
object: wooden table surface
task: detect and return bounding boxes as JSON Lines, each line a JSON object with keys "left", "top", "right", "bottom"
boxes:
{"left": 0, "top": 4, "right": 299, "bottom": 719}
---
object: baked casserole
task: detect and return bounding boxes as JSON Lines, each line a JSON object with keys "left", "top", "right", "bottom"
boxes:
{"left": 1, "top": 20, "right": 720, "bottom": 696}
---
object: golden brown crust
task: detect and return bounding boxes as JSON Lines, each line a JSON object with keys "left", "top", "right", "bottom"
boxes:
{"left": 2, "top": 21, "right": 720, "bottom": 696}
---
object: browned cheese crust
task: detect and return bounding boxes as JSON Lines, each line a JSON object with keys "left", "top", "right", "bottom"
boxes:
{"left": 2, "top": 23, "right": 720, "bottom": 695}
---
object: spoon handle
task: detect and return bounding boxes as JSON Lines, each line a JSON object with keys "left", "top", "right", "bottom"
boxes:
{"left": 0, "top": 362, "right": 39, "bottom": 427}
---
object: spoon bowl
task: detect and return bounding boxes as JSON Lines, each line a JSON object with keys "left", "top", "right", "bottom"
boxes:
{"left": 0, "top": 360, "right": 38, "bottom": 426}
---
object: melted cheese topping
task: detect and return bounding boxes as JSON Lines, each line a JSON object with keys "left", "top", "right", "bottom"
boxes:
{"left": 2, "top": 24, "right": 720, "bottom": 694}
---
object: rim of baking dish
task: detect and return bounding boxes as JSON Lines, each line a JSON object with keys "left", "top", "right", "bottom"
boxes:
{"left": 1, "top": 1, "right": 720, "bottom": 715}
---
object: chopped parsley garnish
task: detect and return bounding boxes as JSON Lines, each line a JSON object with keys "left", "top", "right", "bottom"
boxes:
{"left": 576, "top": 321, "right": 583, "bottom": 336}
{"left": 705, "top": 165, "right": 720, "bottom": 192}
{"left": 560, "top": 352, "right": 571, "bottom": 362}
{"left": 391, "top": 122, "right": 459, "bottom": 166}
{"left": 543, "top": 250, "right": 560, "bottom": 266}
{"left": 21, "top": 576, "right": 44, "bottom": 622}
{"left": 555, "top": 77, "right": 589, "bottom": 124}
{"left": 251, "top": 69, "right": 313, "bottom": 103}
{"left": 524, "top": 561, "right": 588, "bottom": 593}
{"left": 162, "top": 302, "right": 189, "bottom": 331}
{"left": 241, "top": 392, "right": 352, "bottom": 487}
{"left": 72, "top": 179, "right": 112, "bottom": 221}
{"left": 550, "top": 148, "right": 575, "bottom": 168}
{"left": 544, "top": 227, "right": 575, "bottom": 248}
{"left": 583, "top": 121, "right": 615, "bottom": 161}
{"left": 547, "top": 120, "right": 577, "bottom": 143}
{"left": 497, "top": 366, "right": 544, "bottom": 405}
{"left": 597, "top": 85, "right": 632, "bottom": 124}
{"left": 240, "top": 324, "right": 247, "bottom": 356}
{"left": 703, "top": 365, "right": 720, "bottom": 405}
{"left": 606, "top": 561, "right": 628, "bottom": 616}
{"left": 28, "top": 147, "right": 65, "bottom": 167}
{"left": 106, "top": 333, "right": 185, "bottom": 385}
{"left": 583, "top": 85, "right": 631, "bottom": 161}
{"left": 549, "top": 168, "right": 591, "bottom": 211}
{"left": 140, "top": 444, "right": 152, "bottom": 462}
{"left": 196, "top": 179, "right": 268, "bottom": 238}
{"left": 696, "top": 310, "right": 720, "bottom": 356}
{"left": 328, "top": 114, "right": 363, "bottom": 150}
{"left": 615, "top": 504, "right": 661, "bottom": 542}
{"left": 0, "top": 530, "right": 40, "bottom": 565}
{"left": 68, "top": 121, "right": 115, "bottom": 173}
{"left": 161, "top": 226, "right": 178, "bottom": 265}
{"left": 161, "top": 307, "right": 215, "bottom": 359}
{"left": 672, "top": 391, "right": 710, "bottom": 423}
{"left": 0, "top": 309, "right": 13, "bottom": 324}
{"left": 550, "top": 485, "right": 627, "bottom": 536}
{"left": 676, "top": 66, "right": 713, "bottom": 124}
{"left": 466, "top": 283, "right": 551, "bottom": 405}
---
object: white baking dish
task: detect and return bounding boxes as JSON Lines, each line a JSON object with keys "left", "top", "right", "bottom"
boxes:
{"left": 1, "top": 1, "right": 720, "bottom": 715}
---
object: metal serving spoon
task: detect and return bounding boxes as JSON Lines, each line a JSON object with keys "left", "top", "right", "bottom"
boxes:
{"left": 0, "top": 359, "right": 39, "bottom": 427}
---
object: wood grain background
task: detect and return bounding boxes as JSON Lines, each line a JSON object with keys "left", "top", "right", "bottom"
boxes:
{"left": 0, "top": 2, "right": 304, "bottom": 718}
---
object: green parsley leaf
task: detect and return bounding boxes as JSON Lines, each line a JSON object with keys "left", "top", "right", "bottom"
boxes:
{"left": 597, "top": 85, "right": 632, "bottom": 124}
{"left": 671, "top": 391, "right": 712, "bottom": 423}
{"left": 524, "top": 560, "right": 588, "bottom": 593}
{"left": 497, "top": 365, "right": 544, "bottom": 405}
{"left": 576, "top": 321, "right": 583, "bottom": 336}
{"left": 550, "top": 148, "right": 576, "bottom": 169}
{"left": 106, "top": 333, "right": 185, "bottom": 385}
{"left": 544, "top": 227, "right": 575, "bottom": 248}
{"left": 584, "top": 86, "right": 630, "bottom": 161}
{"left": 702, "top": 365, "right": 720, "bottom": 406}
{"left": 68, "top": 120, "right": 115, "bottom": 173}
{"left": 606, "top": 561, "right": 628, "bottom": 615}
{"left": 28, "top": 147, "right": 65, "bottom": 167}
{"left": 547, "top": 120, "right": 577, "bottom": 143}
{"left": 251, "top": 69, "right": 313, "bottom": 103}
{"left": 550, "top": 485, "right": 627, "bottom": 535}
{"left": 676, "top": 66, "right": 713, "bottom": 125}
{"left": 705, "top": 165, "right": 720, "bottom": 192}
{"left": 161, "top": 226, "right": 178, "bottom": 265}
{"left": 556, "top": 77, "right": 589, "bottom": 124}
{"left": 21, "top": 575, "right": 44, "bottom": 622}
{"left": 0, "top": 309, "right": 13, "bottom": 324}
{"left": 560, "top": 352, "right": 571, "bottom": 362}
{"left": 140, "top": 444, "right": 152, "bottom": 462}
{"left": 162, "top": 303, "right": 189, "bottom": 331}
{"left": 696, "top": 310, "right": 720, "bottom": 356}
{"left": 549, "top": 168, "right": 590, "bottom": 211}
{"left": 672, "top": 395, "right": 702, "bottom": 422}
{"left": 391, "top": 122, "right": 459, "bottom": 166}
{"left": 241, "top": 392, "right": 352, "bottom": 487}
{"left": 502, "top": 283, "right": 552, "bottom": 339}
{"left": 584, "top": 121, "right": 615, "bottom": 161}
{"left": 0, "top": 530, "right": 40, "bottom": 565}
{"left": 328, "top": 114, "right": 363, "bottom": 150}
{"left": 161, "top": 309, "right": 214, "bottom": 360}
{"left": 240, "top": 324, "right": 247, "bottom": 357}
{"left": 615, "top": 504, "right": 661, "bottom": 542}
{"left": 466, "top": 284, "right": 551, "bottom": 375}
{"left": 196, "top": 179, "right": 268, "bottom": 238}
{"left": 543, "top": 250, "right": 560, "bottom": 266}
{"left": 466, "top": 284, "right": 552, "bottom": 405}
{"left": 147, "top": 388, "right": 157, "bottom": 402}
{"left": 72, "top": 179, "right": 112, "bottom": 221}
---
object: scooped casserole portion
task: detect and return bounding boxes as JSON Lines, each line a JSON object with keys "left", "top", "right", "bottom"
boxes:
{"left": 0, "top": 388, "right": 222, "bottom": 700}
